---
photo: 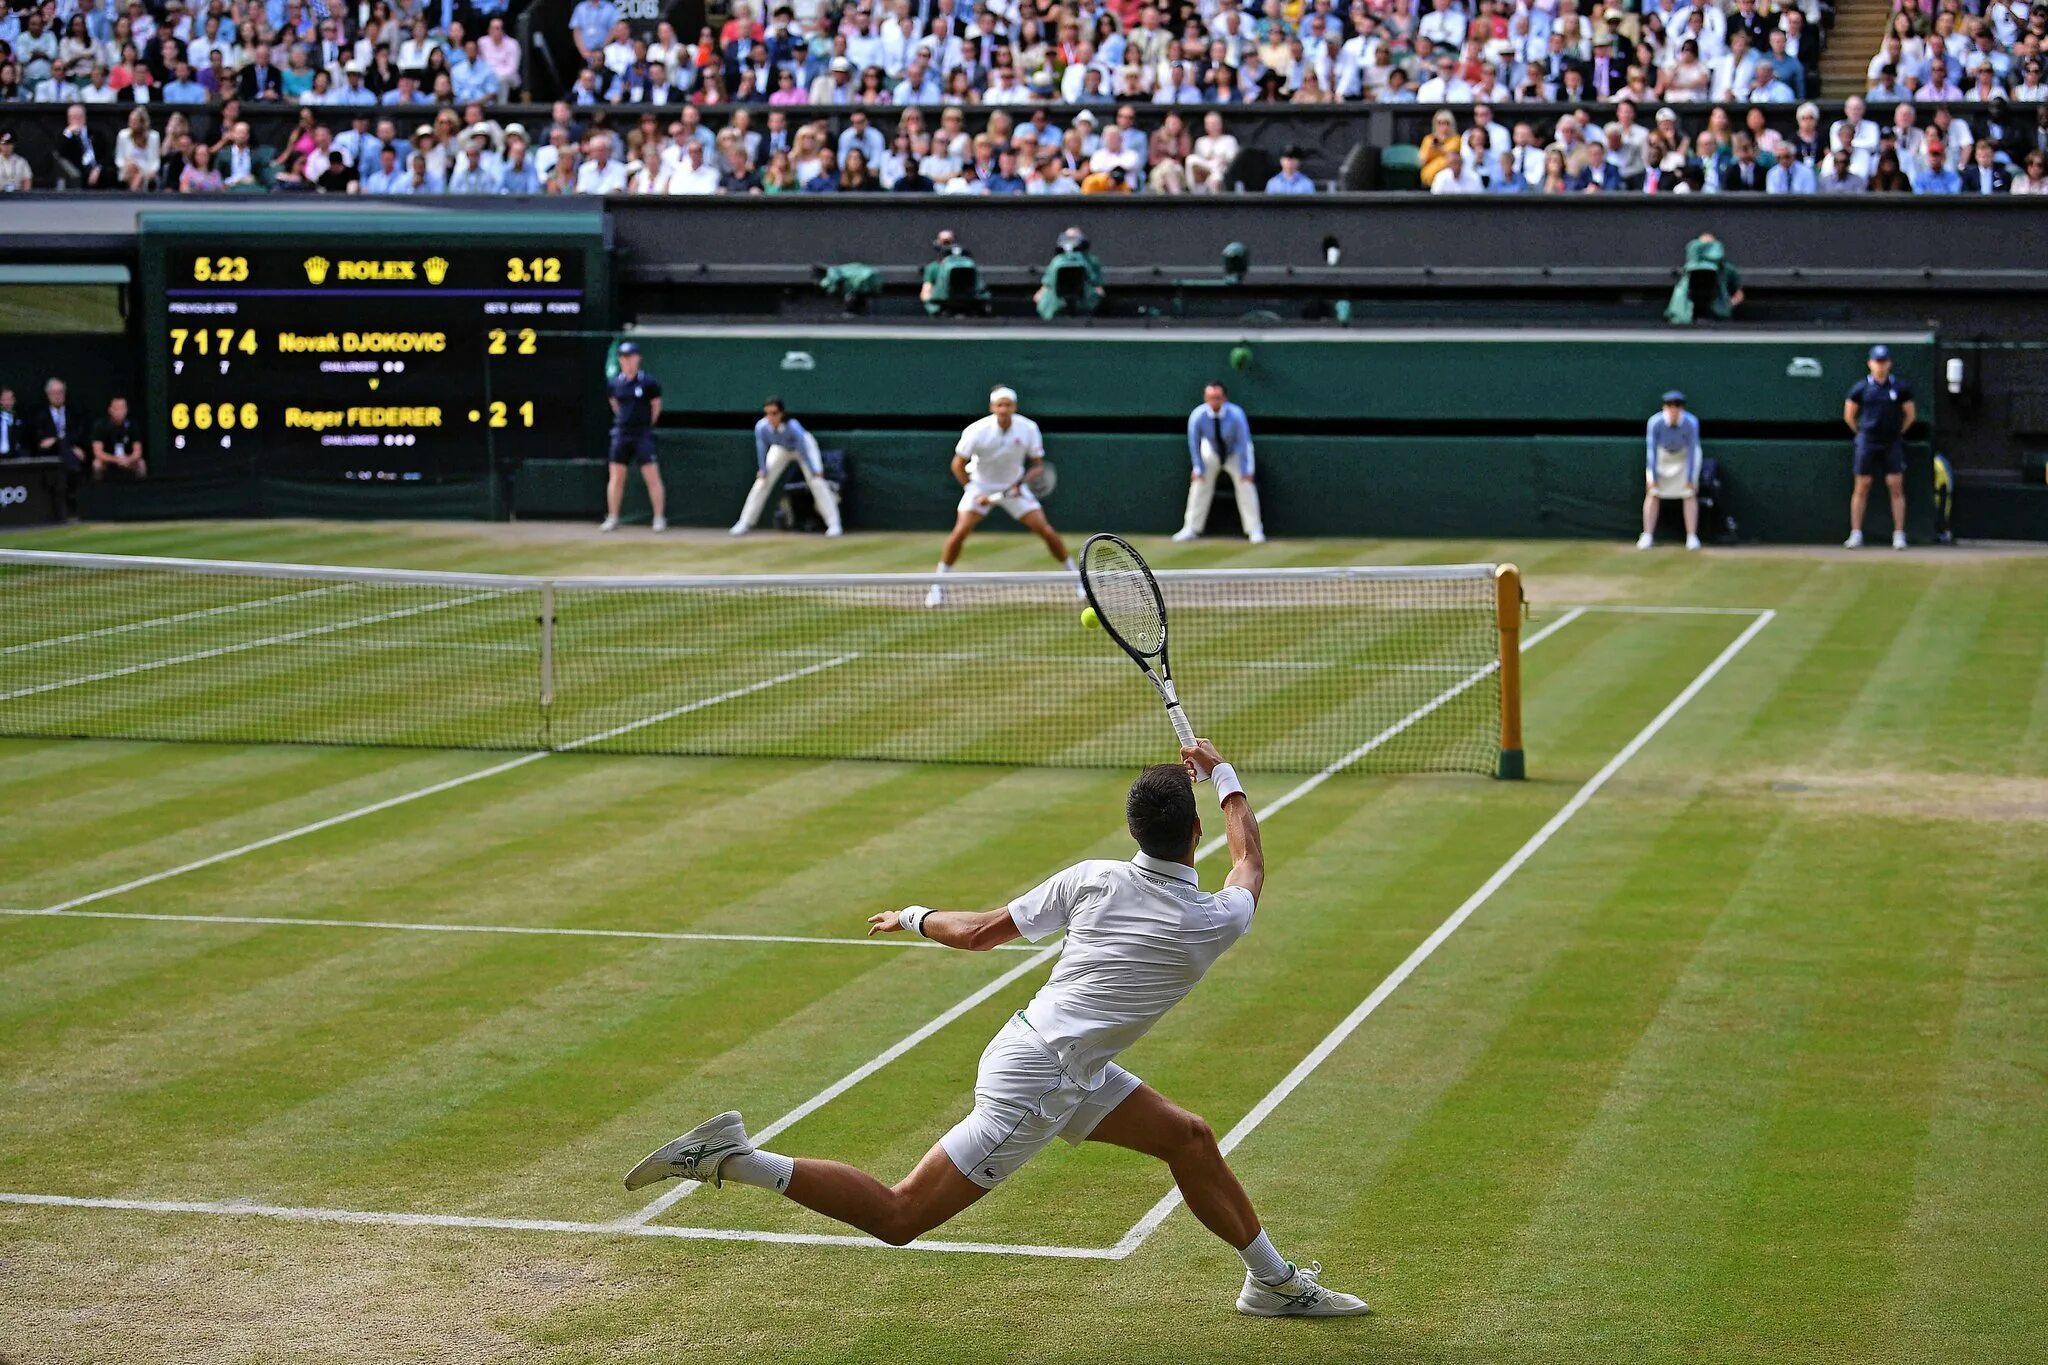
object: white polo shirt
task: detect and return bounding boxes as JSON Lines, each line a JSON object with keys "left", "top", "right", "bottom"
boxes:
{"left": 1008, "top": 853, "right": 1257, "bottom": 1088}
{"left": 955, "top": 412, "right": 1044, "bottom": 489}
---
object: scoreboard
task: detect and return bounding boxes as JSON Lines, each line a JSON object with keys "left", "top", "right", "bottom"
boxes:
{"left": 139, "top": 212, "right": 611, "bottom": 496}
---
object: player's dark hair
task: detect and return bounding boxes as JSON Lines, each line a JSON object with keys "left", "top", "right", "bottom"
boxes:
{"left": 763, "top": 396, "right": 785, "bottom": 413}
{"left": 1127, "top": 764, "right": 1197, "bottom": 862}
{"left": 1206, "top": 381, "right": 1227, "bottom": 396}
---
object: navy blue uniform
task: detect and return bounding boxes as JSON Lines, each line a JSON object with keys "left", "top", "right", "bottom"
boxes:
{"left": 607, "top": 370, "right": 662, "bottom": 465}
{"left": 1847, "top": 373, "right": 1911, "bottom": 477}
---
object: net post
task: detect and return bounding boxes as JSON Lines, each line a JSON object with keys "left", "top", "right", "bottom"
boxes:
{"left": 1494, "top": 563, "right": 1524, "bottom": 780}
{"left": 539, "top": 582, "right": 556, "bottom": 711}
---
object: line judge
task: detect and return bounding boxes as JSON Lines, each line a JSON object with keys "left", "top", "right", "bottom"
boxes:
{"left": 600, "top": 342, "right": 668, "bottom": 533}
{"left": 1638, "top": 389, "right": 1702, "bottom": 551}
{"left": 1173, "top": 382, "right": 1265, "bottom": 544}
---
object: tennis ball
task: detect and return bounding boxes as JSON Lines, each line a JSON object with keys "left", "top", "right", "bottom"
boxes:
{"left": 1080, "top": 606, "right": 1101, "bottom": 630}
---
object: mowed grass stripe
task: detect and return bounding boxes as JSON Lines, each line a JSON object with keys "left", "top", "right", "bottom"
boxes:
{"left": 0, "top": 759, "right": 837, "bottom": 1070}
{"left": 1, "top": 740, "right": 495, "bottom": 912}
{"left": 111, "top": 753, "right": 799, "bottom": 923}
{"left": 1661, "top": 817, "right": 1981, "bottom": 1359}
{"left": 0, "top": 745, "right": 480, "bottom": 906}
{"left": 1889, "top": 820, "right": 2048, "bottom": 1360}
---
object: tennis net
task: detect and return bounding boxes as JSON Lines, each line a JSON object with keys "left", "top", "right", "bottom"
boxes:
{"left": 0, "top": 550, "right": 1516, "bottom": 775}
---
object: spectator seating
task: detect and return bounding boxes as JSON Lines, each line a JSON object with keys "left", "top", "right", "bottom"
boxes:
{"left": 0, "top": 0, "right": 2045, "bottom": 196}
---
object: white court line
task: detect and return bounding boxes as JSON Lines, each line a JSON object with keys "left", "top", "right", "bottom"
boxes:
{"left": 0, "top": 1192, "right": 1115, "bottom": 1260}
{"left": 618, "top": 609, "right": 1588, "bottom": 1229}
{"left": 0, "top": 905, "right": 1040, "bottom": 952}
{"left": 33, "top": 655, "right": 857, "bottom": 915}
{"left": 1105, "top": 607, "right": 1778, "bottom": 1258}
{"left": 0, "top": 586, "right": 341, "bottom": 656}
{"left": 0, "top": 591, "right": 504, "bottom": 703}
{"left": 1558, "top": 604, "right": 1774, "bottom": 616}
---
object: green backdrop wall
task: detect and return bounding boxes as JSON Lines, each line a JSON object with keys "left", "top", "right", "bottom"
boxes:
{"left": 627, "top": 326, "right": 1935, "bottom": 428}
{"left": 514, "top": 431, "right": 1931, "bottom": 544}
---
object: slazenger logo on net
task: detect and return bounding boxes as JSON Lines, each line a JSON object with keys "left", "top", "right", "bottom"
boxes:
{"left": 0, "top": 485, "right": 28, "bottom": 507}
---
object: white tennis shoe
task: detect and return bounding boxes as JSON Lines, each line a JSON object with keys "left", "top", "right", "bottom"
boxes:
{"left": 1171, "top": 527, "right": 1199, "bottom": 542}
{"left": 1844, "top": 530, "right": 1864, "bottom": 548}
{"left": 623, "top": 1110, "right": 755, "bottom": 1191}
{"left": 1236, "top": 1262, "right": 1371, "bottom": 1318}
{"left": 925, "top": 583, "right": 945, "bottom": 608}
{"left": 600, "top": 516, "right": 619, "bottom": 533}
{"left": 1685, "top": 534, "right": 1702, "bottom": 551}
{"left": 1635, "top": 532, "right": 1654, "bottom": 550}
{"left": 827, "top": 525, "right": 844, "bottom": 537}
{"left": 728, "top": 522, "right": 749, "bottom": 536}
{"left": 1248, "top": 531, "right": 1267, "bottom": 544}
{"left": 651, "top": 516, "right": 667, "bottom": 533}
{"left": 1893, "top": 530, "right": 1908, "bottom": 550}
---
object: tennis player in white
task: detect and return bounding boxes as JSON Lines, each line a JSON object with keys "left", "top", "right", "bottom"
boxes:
{"left": 926, "top": 385, "right": 1078, "bottom": 608}
{"left": 731, "top": 397, "right": 844, "bottom": 537}
{"left": 625, "top": 738, "right": 1370, "bottom": 1318}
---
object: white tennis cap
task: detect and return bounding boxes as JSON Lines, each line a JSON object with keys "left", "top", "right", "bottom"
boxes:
{"left": 989, "top": 385, "right": 1018, "bottom": 403}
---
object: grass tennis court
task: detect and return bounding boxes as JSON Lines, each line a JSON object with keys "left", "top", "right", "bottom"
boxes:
{"left": 3, "top": 521, "right": 2045, "bottom": 1363}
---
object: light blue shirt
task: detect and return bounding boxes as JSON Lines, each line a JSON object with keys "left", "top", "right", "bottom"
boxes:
{"left": 363, "top": 165, "right": 411, "bottom": 193}
{"left": 1766, "top": 161, "right": 1816, "bottom": 194}
{"left": 496, "top": 158, "right": 542, "bottom": 194}
{"left": 1646, "top": 410, "right": 1702, "bottom": 483}
{"left": 1264, "top": 169, "right": 1315, "bottom": 194}
{"left": 451, "top": 57, "right": 499, "bottom": 102}
{"left": 754, "top": 416, "right": 821, "bottom": 473}
{"left": 1187, "top": 401, "right": 1254, "bottom": 474}
{"left": 570, "top": 0, "right": 617, "bottom": 53}
{"left": 162, "top": 78, "right": 209, "bottom": 101}
{"left": 838, "top": 123, "right": 886, "bottom": 166}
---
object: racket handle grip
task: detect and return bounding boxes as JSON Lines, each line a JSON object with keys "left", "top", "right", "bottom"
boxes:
{"left": 1167, "top": 703, "right": 1196, "bottom": 749}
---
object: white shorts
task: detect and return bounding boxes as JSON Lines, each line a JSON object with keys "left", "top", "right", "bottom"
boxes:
{"left": 1652, "top": 450, "right": 1695, "bottom": 500}
{"left": 958, "top": 480, "right": 1043, "bottom": 520}
{"left": 940, "top": 1014, "right": 1143, "bottom": 1189}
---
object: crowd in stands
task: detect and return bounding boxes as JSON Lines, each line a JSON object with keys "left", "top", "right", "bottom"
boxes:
{"left": 1416, "top": 95, "right": 2048, "bottom": 192}
{"left": 0, "top": 0, "right": 2045, "bottom": 194}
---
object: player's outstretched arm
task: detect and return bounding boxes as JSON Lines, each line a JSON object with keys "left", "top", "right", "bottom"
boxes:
{"left": 867, "top": 906, "right": 1021, "bottom": 951}
{"left": 1184, "top": 739, "right": 1262, "bottom": 905}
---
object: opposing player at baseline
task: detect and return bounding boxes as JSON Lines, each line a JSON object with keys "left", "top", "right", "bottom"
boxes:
{"left": 625, "top": 738, "right": 1370, "bottom": 1318}
{"left": 731, "top": 397, "right": 843, "bottom": 537}
{"left": 926, "top": 385, "right": 1078, "bottom": 608}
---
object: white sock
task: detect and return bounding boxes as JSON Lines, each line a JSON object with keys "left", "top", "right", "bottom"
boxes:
{"left": 720, "top": 1149, "right": 796, "bottom": 1194}
{"left": 1239, "top": 1228, "right": 1293, "bottom": 1285}
{"left": 935, "top": 561, "right": 951, "bottom": 574}
{"left": 1063, "top": 555, "right": 1077, "bottom": 573}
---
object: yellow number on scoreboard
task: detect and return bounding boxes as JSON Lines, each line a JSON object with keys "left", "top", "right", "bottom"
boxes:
{"left": 191, "top": 256, "right": 251, "bottom": 283}
{"left": 506, "top": 256, "right": 563, "bottom": 284}
{"left": 487, "top": 328, "right": 541, "bottom": 356}
{"left": 169, "top": 327, "right": 259, "bottom": 356}
{"left": 487, "top": 401, "right": 537, "bottom": 428}
{"left": 171, "top": 402, "right": 249, "bottom": 431}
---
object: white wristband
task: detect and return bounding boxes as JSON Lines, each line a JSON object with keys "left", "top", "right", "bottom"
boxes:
{"left": 1211, "top": 763, "right": 1244, "bottom": 804}
{"left": 899, "top": 906, "right": 932, "bottom": 938}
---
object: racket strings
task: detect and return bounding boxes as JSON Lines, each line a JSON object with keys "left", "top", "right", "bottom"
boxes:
{"left": 1083, "top": 542, "right": 1165, "bottom": 656}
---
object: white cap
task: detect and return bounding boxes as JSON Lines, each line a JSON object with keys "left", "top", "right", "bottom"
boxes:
{"left": 989, "top": 385, "right": 1018, "bottom": 403}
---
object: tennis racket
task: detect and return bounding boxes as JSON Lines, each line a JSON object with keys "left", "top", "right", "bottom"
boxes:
{"left": 1024, "top": 460, "right": 1057, "bottom": 498}
{"left": 1079, "top": 533, "right": 1196, "bottom": 750}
